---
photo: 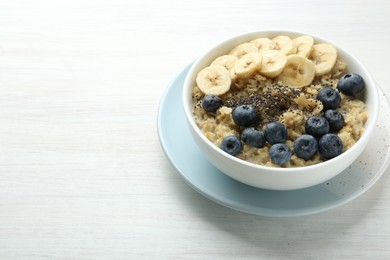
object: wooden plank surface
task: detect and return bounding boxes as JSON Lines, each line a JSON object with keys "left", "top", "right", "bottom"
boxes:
{"left": 0, "top": 0, "right": 389, "bottom": 259}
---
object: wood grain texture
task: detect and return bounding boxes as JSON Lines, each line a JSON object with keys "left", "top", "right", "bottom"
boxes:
{"left": 0, "top": 0, "right": 389, "bottom": 259}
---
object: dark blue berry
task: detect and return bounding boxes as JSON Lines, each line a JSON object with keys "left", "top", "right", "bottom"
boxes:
{"left": 202, "top": 95, "right": 222, "bottom": 113}
{"left": 264, "top": 122, "right": 288, "bottom": 145}
{"left": 317, "top": 87, "right": 341, "bottom": 110}
{"left": 269, "top": 143, "right": 292, "bottom": 165}
{"left": 232, "top": 105, "right": 258, "bottom": 127}
{"left": 293, "top": 135, "right": 318, "bottom": 160}
{"left": 318, "top": 133, "right": 343, "bottom": 160}
{"left": 324, "top": 109, "right": 344, "bottom": 132}
{"left": 337, "top": 73, "right": 365, "bottom": 96}
{"left": 241, "top": 127, "right": 265, "bottom": 148}
{"left": 220, "top": 135, "right": 242, "bottom": 156}
{"left": 305, "top": 116, "right": 329, "bottom": 137}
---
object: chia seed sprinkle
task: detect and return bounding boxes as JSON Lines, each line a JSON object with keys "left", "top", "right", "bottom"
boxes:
{"left": 224, "top": 85, "right": 301, "bottom": 126}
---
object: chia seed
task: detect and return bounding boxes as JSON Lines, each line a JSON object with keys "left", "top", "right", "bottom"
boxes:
{"left": 224, "top": 85, "right": 301, "bottom": 126}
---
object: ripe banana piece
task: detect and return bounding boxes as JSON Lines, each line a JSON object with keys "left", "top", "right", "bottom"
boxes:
{"left": 249, "top": 37, "right": 276, "bottom": 52}
{"left": 210, "top": 55, "right": 238, "bottom": 80}
{"left": 228, "top": 42, "right": 258, "bottom": 58}
{"left": 277, "top": 54, "right": 315, "bottom": 88}
{"left": 309, "top": 43, "right": 337, "bottom": 76}
{"left": 272, "top": 35, "right": 297, "bottom": 55}
{"left": 259, "top": 50, "right": 287, "bottom": 78}
{"left": 196, "top": 65, "right": 231, "bottom": 96}
{"left": 293, "top": 35, "right": 314, "bottom": 57}
{"left": 330, "top": 59, "right": 346, "bottom": 78}
{"left": 233, "top": 53, "right": 262, "bottom": 79}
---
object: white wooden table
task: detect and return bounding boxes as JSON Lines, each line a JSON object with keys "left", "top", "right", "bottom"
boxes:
{"left": 0, "top": 0, "right": 389, "bottom": 259}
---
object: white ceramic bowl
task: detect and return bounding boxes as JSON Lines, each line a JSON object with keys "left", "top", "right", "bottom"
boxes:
{"left": 183, "top": 30, "right": 380, "bottom": 190}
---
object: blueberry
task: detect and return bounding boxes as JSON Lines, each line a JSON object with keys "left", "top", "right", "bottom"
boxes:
{"left": 293, "top": 135, "right": 318, "bottom": 160}
{"left": 305, "top": 116, "right": 329, "bottom": 137}
{"left": 220, "top": 135, "right": 242, "bottom": 156}
{"left": 318, "top": 133, "right": 343, "bottom": 160}
{"left": 317, "top": 87, "right": 341, "bottom": 110}
{"left": 232, "top": 105, "right": 258, "bottom": 127}
{"left": 264, "top": 122, "right": 288, "bottom": 145}
{"left": 269, "top": 143, "right": 292, "bottom": 165}
{"left": 202, "top": 95, "right": 222, "bottom": 113}
{"left": 337, "top": 73, "right": 365, "bottom": 96}
{"left": 241, "top": 127, "right": 265, "bottom": 148}
{"left": 324, "top": 109, "right": 345, "bottom": 132}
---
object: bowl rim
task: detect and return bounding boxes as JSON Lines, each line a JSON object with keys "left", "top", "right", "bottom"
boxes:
{"left": 183, "top": 29, "right": 380, "bottom": 173}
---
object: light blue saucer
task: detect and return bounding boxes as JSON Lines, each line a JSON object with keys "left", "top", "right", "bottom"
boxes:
{"left": 157, "top": 63, "right": 390, "bottom": 217}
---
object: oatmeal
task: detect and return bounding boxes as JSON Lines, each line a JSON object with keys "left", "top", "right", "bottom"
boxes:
{"left": 192, "top": 35, "right": 367, "bottom": 167}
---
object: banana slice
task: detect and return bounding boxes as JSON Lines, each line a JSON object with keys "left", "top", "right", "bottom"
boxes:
{"left": 233, "top": 53, "right": 262, "bottom": 79}
{"left": 293, "top": 35, "right": 314, "bottom": 57}
{"left": 330, "top": 59, "right": 346, "bottom": 78}
{"left": 249, "top": 37, "right": 276, "bottom": 52}
{"left": 210, "top": 55, "right": 238, "bottom": 80}
{"left": 272, "top": 35, "right": 297, "bottom": 55}
{"left": 309, "top": 43, "right": 337, "bottom": 76}
{"left": 228, "top": 42, "right": 258, "bottom": 58}
{"left": 196, "top": 65, "right": 231, "bottom": 95}
{"left": 277, "top": 54, "right": 315, "bottom": 88}
{"left": 259, "top": 50, "right": 287, "bottom": 78}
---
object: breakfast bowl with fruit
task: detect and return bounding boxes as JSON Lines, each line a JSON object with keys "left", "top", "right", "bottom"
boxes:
{"left": 182, "top": 30, "right": 380, "bottom": 190}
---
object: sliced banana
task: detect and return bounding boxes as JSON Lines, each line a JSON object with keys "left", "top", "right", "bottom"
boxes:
{"left": 210, "top": 55, "right": 238, "bottom": 80}
{"left": 293, "top": 35, "right": 314, "bottom": 57}
{"left": 259, "top": 50, "right": 287, "bottom": 78}
{"left": 233, "top": 53, "right": 262, "bottom": 79}
{"left": 272, "top": 35, "right": 297, "bottom": 55}
{"left": 277, "top": 54, "right": 315, "bottom": 88}
{"left": 228, "top": 42, "right": 258, "bottom": 58}
{"left": 330, "top": 59, "right": 346, "bottom": 78}
{"left": 309, "top": 43, "right": 337, "bottom": 76}
{"left": 196, "top": 65, "right": 231, "bottom": 96}
{"left": 249, "top": 37, "right": 276, "bottom": 52}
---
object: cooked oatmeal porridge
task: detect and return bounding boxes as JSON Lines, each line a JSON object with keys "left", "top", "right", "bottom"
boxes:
{"left": 192, "top": 35, "right": 367, "bottom": 167}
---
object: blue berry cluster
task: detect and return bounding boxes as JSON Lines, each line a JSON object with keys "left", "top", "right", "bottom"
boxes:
{"left": 202, "top": 72, "right": 365, "bottom": 165}
{"left": 221, "top": 105, "right": 291, "bottom": 165}
{"left": 294, "top": 72, "right": 366, "bottom": 161}
{"left": 295, "top": 114, "right": 345, "bottom": 161}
